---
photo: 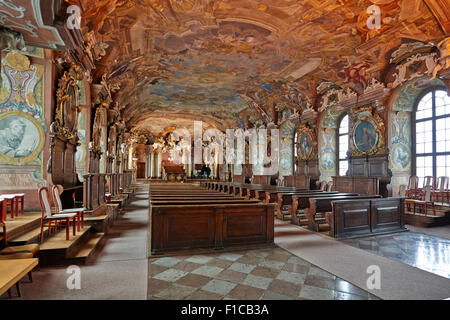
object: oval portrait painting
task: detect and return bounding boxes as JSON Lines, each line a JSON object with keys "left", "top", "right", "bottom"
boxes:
{"left": 298, "top": 132, "right": 313, "bottom": 158}
{"left": 352, "top": 119, "right": 379, "bottom": 154}
{"left": 0, "top": 111, "right": 44, "bottom": 164}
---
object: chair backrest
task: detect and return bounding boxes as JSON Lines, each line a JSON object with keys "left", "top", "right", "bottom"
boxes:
{"left": 326, "top": 182, "right": 334, "bottom": 192}
{"left": 52, "top": 185, "right": 64, "bottom": 213}
{"left": 408, "top": 176, "right": 418, "bottom": 190}
{"left": 423, "top": 185, "right": 433, "bottom": 202}
{"left": 38, "top": 187, "right": 53, "bottom": 218}
{"left": 423, "top": 176, "right": 435, "bottom": 189}
{"left": 436, "top": 176, "right": 449, "bottom": 192}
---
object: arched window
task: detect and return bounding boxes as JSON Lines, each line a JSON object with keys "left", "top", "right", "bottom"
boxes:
{"left": 414, "top": 89, "right": 450, "bottom": 180}
{"left": 338, "top": 114, "right": 349, "bottom": 176}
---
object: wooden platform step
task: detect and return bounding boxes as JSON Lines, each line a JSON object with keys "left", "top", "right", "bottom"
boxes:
{"left": 1, "top": 213, "right": 42, "bottom": 242}
{"left": 404, "top": 211, "right": 450, "bottom": 228}
{"left": 8, "top": 225, "right": 50, "bottom": 246}
{"left": 67, "top": 233, "right": 104, "bottom": 264}
{"left": 39, "top": 226, "right": 92, "bottom": 266}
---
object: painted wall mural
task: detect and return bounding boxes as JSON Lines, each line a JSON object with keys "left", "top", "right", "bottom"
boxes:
{"left": 279, "top": 118, "right": 295, "bottom": 177}
{"left": 0, "top": 51, "right": 46, "bottom": 190}
{"left": 319, "top": 107, "right": 343, "bottom": 181}
{"left": 76, "top": 109, "right": 88, "bottom": 180}
{"left": 393, "top": 77, "right": 446, "bottom": 111}
{"left": 390, "top": 111, "right": 411, "bottom": 172}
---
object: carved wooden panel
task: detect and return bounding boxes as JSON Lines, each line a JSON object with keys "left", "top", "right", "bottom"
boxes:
{"left": 371, "top": 198, "right": 405, "bottom": 233}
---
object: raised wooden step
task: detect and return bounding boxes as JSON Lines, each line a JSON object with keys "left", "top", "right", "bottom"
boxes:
{"left": 8, "top": 225, "right": 50, "bottom": 246}
{"left": 1, "top": 213, "right": 41, "bottom": 242}
{"left": 404, "top": 211, "right": 450, "bottom": 228}
{"left": 67, "top": 233, "right": 104, "bottom": 264}
{"left": 39, "top": 226, "right": 92, "bottom": 266}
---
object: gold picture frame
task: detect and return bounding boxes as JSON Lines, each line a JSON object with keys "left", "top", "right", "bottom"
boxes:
{"left": 0, "top": 110, "right": 45, "bottom": 165}
{"left": 350, "top": 106, "right": 386, "bottom": 156}
{"left": 296, "top": 123, "right": 317, "bottom": 161}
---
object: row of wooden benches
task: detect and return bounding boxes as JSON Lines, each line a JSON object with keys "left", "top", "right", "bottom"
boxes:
{"left": 148, "top": 185, "right": 276, "bottom": 255}
{"left": 201, "top": 181, "right": 406, "bottom": 239}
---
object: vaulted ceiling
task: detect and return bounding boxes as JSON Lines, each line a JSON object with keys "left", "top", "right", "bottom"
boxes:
{"left": 71, "top": 0, "right": 448, "bottom": 135}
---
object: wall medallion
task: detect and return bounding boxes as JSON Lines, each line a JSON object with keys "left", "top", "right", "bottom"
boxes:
{"left": 0, "top": 110, "right": 45, "bottom": 165}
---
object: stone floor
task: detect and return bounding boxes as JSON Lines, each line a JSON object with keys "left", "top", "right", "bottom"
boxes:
{"left": 147, "top": 247, "right": 380, "bottom": 300}
{"left": 343, "top": 232, "right": 450, "bottom": 279}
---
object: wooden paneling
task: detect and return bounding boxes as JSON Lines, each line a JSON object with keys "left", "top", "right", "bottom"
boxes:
{"left": 329, "top": 198, "right": 406, "bottom": 239}
{"left": 150, "top": 204, "right": 275, "bottom": 255}
{"left": 332, "top": 176, "right": 379, "bottom": 195}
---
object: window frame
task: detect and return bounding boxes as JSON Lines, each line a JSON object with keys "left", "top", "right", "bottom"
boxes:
{"left": 337, "top": 113, "right": 350, "bottom": 176}
{"left": 412, "top": 86, "right": 450, "bottom": 180}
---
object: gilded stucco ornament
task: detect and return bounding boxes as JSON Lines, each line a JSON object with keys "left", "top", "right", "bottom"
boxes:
{"left": 55, "top": 63, "right": 83, "bottom": 140}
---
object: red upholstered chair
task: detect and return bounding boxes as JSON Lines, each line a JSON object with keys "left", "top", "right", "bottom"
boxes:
{"left": 38, "top": 187, "right": 78, "bottom": 242}
{"left": 51, "top": 185, "right": 85, "bottom": 232}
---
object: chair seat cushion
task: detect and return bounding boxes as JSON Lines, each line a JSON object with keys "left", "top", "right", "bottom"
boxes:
{"left": 0, "top": 244, "right": 39, "bottom": 256}
{"left": 0, "top": 252, "right": 34, "bottom": 259}
{"left": 60, "top": 208, "right": 85, "bottom": 214}
{"left": 50, "top": 212, "right": 78, "bottom": 218}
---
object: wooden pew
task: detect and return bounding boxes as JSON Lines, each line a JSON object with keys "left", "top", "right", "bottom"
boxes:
{"left": 150, "top": 203, "right": 275, "bottom": 255}
{"left": 290, "top": 193, "right": 358, "bottom": 225}
{"left": 305, "top": 195, "right": 382, "bottom": 232}
{"left": 328, "top": 198, "right": 406, "bottom": 239}
{"left": 151, "top": 199, "right": 261, "bottom": 205}
{"left": 266, "top": 191, "right": 339, "bottom": 220}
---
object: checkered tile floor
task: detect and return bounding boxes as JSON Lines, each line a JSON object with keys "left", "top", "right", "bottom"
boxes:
{"left": 148, "top": 247, "right": 380, "bottom": 300}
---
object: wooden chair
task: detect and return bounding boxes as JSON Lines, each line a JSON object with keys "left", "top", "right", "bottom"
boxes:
{"left": 0, "top": 195, "right": 15, "bottom": 219}
{"left": 406, "top": 176, "right": 420, "bottom": 199}
{"left": 38, "top": 187, "right": 78, "bottom": 242}
{"left": 0, "top": 199, "right": 5, "bottom": 222}
{"left": 434, "top": 176, "right": 449, "bottom": 204}
{"left": 423, "top": 176, "right": 435, "bottom": 189}
{"left": 405, "top": 185, "right": 436, "bottom": 216}
{"left": 326, "top": 182, "right": 334, "bottom": 192}
{"left": 0, "top": 221, "right": 39, "bottom": 298}
{"left": 51, "top": 185, "right": 85, "bottom": 232}
{"left": 11, "top": 194, "right": 25, "bottom": 217}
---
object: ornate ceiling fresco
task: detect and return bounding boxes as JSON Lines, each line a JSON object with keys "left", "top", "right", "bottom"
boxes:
{"left": 60, "top": 0, "right": 449, "bottom": 135}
